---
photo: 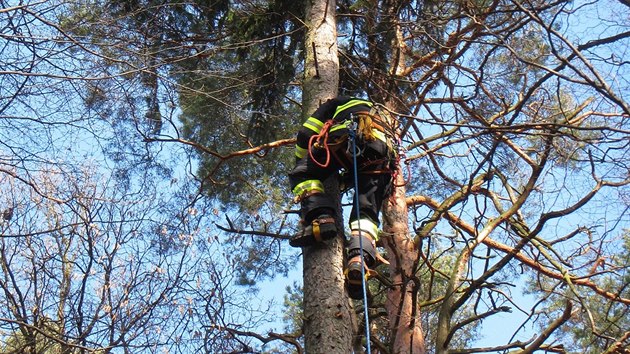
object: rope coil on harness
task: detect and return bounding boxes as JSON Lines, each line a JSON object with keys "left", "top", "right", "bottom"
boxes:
{"left": 308, "top": 119, "right": 336, "bottom": 168}
{"left": 348, "top": 120, "right": 373, "bottom": 354}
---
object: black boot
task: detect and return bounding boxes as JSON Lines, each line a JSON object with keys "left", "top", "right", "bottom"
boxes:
{"left": 289, "top": 215, "right": 337, "bottom": 247}
{"left": 289, "top": 192, "right": 338, "bottom": 247}
{"left": 345, "top": 259, "right": 369, "bottom": 299}
{"left": 345, "top": 233, "right": 377, "bottom": 299}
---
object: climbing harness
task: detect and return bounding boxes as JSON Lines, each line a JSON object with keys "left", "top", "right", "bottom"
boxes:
{"left": 348, "top": 120, "right": 373, "bottom": 354}
{"left": 307, "top": 107, "right": 398, "bottom": 170}
{"left": 367, "top": 104, "right": 410, "bottom": 191}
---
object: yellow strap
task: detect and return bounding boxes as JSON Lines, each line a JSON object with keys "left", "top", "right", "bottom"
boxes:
{"left": 312, "top": 220, "right": 322, "bottom": 242}
{"left": 357, "top": 114, "right": 375, "bottom": 141}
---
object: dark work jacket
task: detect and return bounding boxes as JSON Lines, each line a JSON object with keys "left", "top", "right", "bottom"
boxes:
{"left": 295, "top": 97, "right": 373, "bottom": 160}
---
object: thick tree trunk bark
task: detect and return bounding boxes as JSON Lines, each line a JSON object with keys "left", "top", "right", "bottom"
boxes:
{"left": 382, "top": 172, "right": 427, "bottom": 354}
{"left": 301, "top": 0, "right": 354, "bottom": 353}
{"left": 302, "top": 178, "right": 354, "bottom": 354}
{"left": 366, "top": 0, "right": 427, "bottom": 347}
{"left": 302, "top": 0, "right": 338, "bottom": 114}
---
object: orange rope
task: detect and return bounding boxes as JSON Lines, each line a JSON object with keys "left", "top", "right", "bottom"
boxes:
{"left": 308, "top": 120, "right": 335, "bottom": 168}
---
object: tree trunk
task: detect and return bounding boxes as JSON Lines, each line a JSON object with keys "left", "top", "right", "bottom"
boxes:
{"left": 382, "top": 172, "right": 427, "bottom": 354}
{"left": 302, "top": 0, "right": 338, "bottom": 114}
{"left": 365, "top": 0, "right": 427, "bottom": 349}
{"left": 302, "top": 178, "right": 354, "bottom": 354}
{"left": 301, "top": 0, "right": 354, "bottom": 353}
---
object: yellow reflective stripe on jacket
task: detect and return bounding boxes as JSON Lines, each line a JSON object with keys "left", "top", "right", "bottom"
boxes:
{"left": 292, "top": 179, "right": 324, "bottom": 197}
{"left": 295, "top": 145, "right": 307, "bottom": 159}
{"left": 333, "top": 99, "right": 373, "bottom": 119}
{"left": 303, "top": 116, "right": 325, "bottom": 133}
{"left": 350, "top": 218, "right": 380, "bottom": 241}
{"left": 329, "top": 120, "right": 350, "bottom": 133}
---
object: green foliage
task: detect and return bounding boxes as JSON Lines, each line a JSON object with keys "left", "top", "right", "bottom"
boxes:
{"left": 178, "top": 58, "right": 299, "bottom": 211}
{"left": 232, "top": 234, "right": 294, "bottom": 285}
{"left": 419, "top": 237, "right": 482, "bottom": 351}
{"left": 18, "top": 0, "right": 629, "bottom": 352}
{"left": 64, "top": 0, "right": 305, "bottom": 213}
{"left": 0, "top": 320, "right": 59, "bottom": 354}
{"left": 352, "top": 236, "right": 480, "bottom": 353}
{"left": 555, "top": 234, "right": 630, "bottom": 353}
{"left": 282, "top": 282, "right": 304, "bottom": 336}
{"left": 170, "top": 0, "right": 305, "bottom": 211}
{"left": 521, "top": 232, "right": 630, "bottom": 353}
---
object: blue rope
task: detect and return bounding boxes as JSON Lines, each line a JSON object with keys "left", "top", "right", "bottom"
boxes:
{"left": 348, "top": 120, "right": 372, "bottom": 354}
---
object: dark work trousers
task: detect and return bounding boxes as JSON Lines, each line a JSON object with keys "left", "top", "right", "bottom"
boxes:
{"left": 289, "top": 133, "right": 393, "bottom": 227}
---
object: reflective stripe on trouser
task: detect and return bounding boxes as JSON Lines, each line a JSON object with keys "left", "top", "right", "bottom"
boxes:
{"left": 292, "top": 179, "right": 324, "bottom": 198}
{"left": 372, "top": 129, "right": 388, "bottom": 144}
{"left": 350, "top": 218, "right": 379, "bottom": 241}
